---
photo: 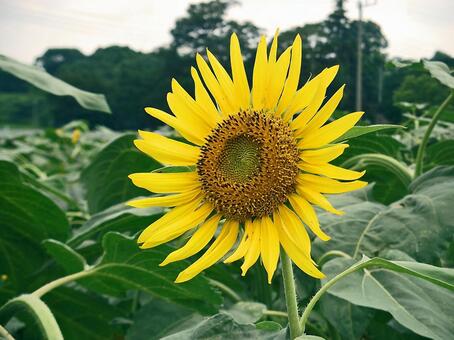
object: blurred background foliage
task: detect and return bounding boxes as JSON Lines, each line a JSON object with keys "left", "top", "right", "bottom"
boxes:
{"left": 1, "top": 0, "right": 453, "bottom": 130}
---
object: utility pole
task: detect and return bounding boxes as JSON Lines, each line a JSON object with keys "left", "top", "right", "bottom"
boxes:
{"left": 355, "top": 0, "right": 377, "bottom": 111}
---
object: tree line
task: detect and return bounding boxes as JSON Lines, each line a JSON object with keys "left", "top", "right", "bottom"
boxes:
{"left": 1, "top": 0, "right": 453, "bottom": 130}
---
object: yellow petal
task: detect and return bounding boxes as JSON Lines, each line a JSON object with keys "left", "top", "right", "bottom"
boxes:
{"left": 296, "top": 84, "right": 345, "bottom": 137}
{"left": 144, "top": 107, "right": 205, "bottom": 145}
{"left": 268, "top": 29, "right": 279, "bottom": 66}
{"left": 274, "top": 210, "right": 324, "bottom": 279}
{"left": 160, "top": 214, "right": 221, "bottom": 266}
{"left": 230, "top": 33, "right": 250, "bottom": 108}
{"left": 286, "top": 65, "right": 339, "bottom": 123}
{"left": 196, "top": 53, "right": 233, "bottom": 115}
{"left": 277, "top": 205, "right": 311, "bottom": 255}
{"left": 134, "top": 131, "right": 200, "bottom": 166}
{"left": 288, "top": 194, "right": 330, "bottom": 241}
{"left": 298, "top": 162, "right": 366, "bottom": 181}
{"left": 175, "top": 219, "right": 239, "bottom": 283}
{"left": 171, "top": 79, "right": 218, "bottom": 129}
{"left": 207, "top": 49, "right": 239, "bottom": 112}
{"left": 298, "top": 112, "right": 364, "bottom": 149}
{"left": 167, "top": 92, "right": 212, "bottom": 136}
{"left": 191, "top": 67, "right": 220, "bottom": 121}
{"left": 300, "top": 144, "right": 349, "bottom": 164}
{"left": 266, "top": 47, "right": 291, "bottom": 110}
{"left": 296, "top": 184, "right": 343, "bottom": 215}
{"left": 127, "top": 189, "right": 200, "bottom": 208}
{"left": 276, "top": 35, "right": 302, "bottom": 115}
{"left": 251, "top": 36, "right": 268, "bottom": 110}
{"left": 137, "top": 197, "right": 203, "bottom": 243}
{"left": 298, "top": 173, "right": 367, "bottom": 194}
{"left": 260, "top": 216, "right": 280, "bottom": 283}
{"left": 128, "top": 172, "right": 199, "bottom": 194}
{"left": 140, "top": 202, "right": 213, "bottom": 248}
{"left": 241, "top": 219, "right": 261, "bottom": 276}
{"left": 224, "top": 219, "right": 253, "bottom": 263}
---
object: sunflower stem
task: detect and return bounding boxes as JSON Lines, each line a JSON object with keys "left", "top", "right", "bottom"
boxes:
{"left": 280, "top": 249, "right": 302, "bottom": 339}
{"left": 0, "top": 324, "right": 15, "bottom": 340}
{"left": 415, "top": 91, "right": 453, "bottom": 177}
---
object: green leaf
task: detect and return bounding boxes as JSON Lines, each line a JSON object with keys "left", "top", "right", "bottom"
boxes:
{"left": 340, "top": 153, "right": 412, "bottom": 204}
{"left": 224, "top": 302, "right": 266, "bottom": 324}
{"left": 425, "top": 140, "right": 454, "bottom": 170}
{"left": 323, "top": 257, "right": 454, "bottom": 339}
{"left": 423, "top": 60, "right": 454, "bottom": 89}
{"left": 295, "top": 336, "right": 326, "bottom": 340}
{"left": 0, "top": 54, "right": 111, "bottom": 113}
{"left": 320, "top": 294, "right": 374, "bottom": 340}
{"left": 160, "top": 313, "right": 287, "bottom": 340}
{"left": 0, "top": 294, "right": 63, "bottom": 340}
{"left": 255, "top": 321, "right": 283, "bottom": 331}
{"left": 0, "top": 160, "right": 69, "bottom": 296}
{"left": 43, "top": 239, "right": 87, "bottom": 274}
{"left": 126, "top": 299, "right": 203, "bottom": 340}
{"left": 80, "top": 134, "right": 161, "bottom": 214}
{"left": 67, "top": 201, "right": 163, "bottom": 247}
{"left": 80, "top": 232, "right": 223, "bottom": 314}
{"left": 313, "top": 166, "right": 454, "bottom": 264}
{"left": 43, "top": 287, "right": 125, "bottom": 340}
{"left": 333, "top": 125, "right": 403, "bottom": 142}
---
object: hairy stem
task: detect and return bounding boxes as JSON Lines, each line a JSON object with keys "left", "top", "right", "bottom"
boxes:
{"left": 280, "top": 250, "right": 302, "bottom": 339}
{"left": 0, "top": 324, "right": 15, "bottom": 340}
{"left": 415, "top": 91, "right": 453, "bottom": 177}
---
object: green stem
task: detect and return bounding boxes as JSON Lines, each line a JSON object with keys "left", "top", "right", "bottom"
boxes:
{"left": 415, "top": 91, "right": 453, "bottom": 177}
{"left": 300, "top": 260, "right": 368, "bottom": 333}
{"left": 263, "top": 310, "right": 288, "bottom": 318}
{"left": 0, "top": 324, "right": 14, "bottom": 340}
{"left": 208, "top": 279, "right": 242, "bottom": 302}
{"left": 280, "top": 249, "right": 302, "bottom": 339}
{"left": 32, "top": 269, "right": 94, "bottom": 298}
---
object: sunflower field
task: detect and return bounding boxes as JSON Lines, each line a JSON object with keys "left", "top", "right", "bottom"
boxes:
{"left": 0, "top": 32, "right": 454, "bottom": 340}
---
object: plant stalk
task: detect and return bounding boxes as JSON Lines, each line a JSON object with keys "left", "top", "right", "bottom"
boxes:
{"left": 0, "top": 324, "right": 15, "bottom": 340}
{"left": 280, "top": 249, "right": 302, "bottom": 339}
{"left": 414, "top": 91, "right": 453, "bottom": 177}
{"left": 32, "top": 269, "right": 94, "bottom": 298}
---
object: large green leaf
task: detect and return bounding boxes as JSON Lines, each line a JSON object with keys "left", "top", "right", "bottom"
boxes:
{"left": 43, "top": 287, "right": 125, "bottom": 340}
{"left": 126, "top": 299, "right": 203, "bottom": 340}
{"left": 80, "top": 232, "right": 223, "bottom": 314}
{"left": 313, "top": 166, "right": 454, "bottom": 264}
{"left": 0, "top": 54, "right": 111, "bottom": 113}
{"left": 161, "top": 313, "right": 286, "bottom": 340}
{"left": 80, "top": 134, "right": 161, "bottom": 214}
{"left": 323, "top": 257, "right": 454, "bottom": 339}
{"left": 0, "top": 160, "right": 69, "bottom": 297}
{"left": 320, "top": 294, "right": 374, "bottom": 340}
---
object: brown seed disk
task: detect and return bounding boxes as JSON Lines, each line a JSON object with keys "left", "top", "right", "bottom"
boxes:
{"left": 197, "top": 109, "right": 299, "bottom": 221}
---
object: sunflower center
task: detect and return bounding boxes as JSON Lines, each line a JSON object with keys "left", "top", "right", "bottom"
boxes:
{"left": 219, "top": 135, "right": 261, "bottom": 182}
{"left": 197, "top": 109, "right": 299, "bottom": 221}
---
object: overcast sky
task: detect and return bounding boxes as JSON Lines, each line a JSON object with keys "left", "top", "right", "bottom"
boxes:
{"left": 1, "top": 0, "right": 453, "bottom": 64}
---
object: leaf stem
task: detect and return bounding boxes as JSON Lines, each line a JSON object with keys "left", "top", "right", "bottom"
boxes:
{"left": 0, "top": 324, "right": 14, "bottom": 340}
{"left": 208, "top": 279, "right": 242, "bottom": 302}
{"left": 317, "top": 250, "right": 351, "bottom": 267}
{"left": 32, "top": 269, "right": 95, "bottom": 298}
{"left": 280, "top": 249, "right": 302, "bottom": 339}
{"left": 414, "top": 91, "right": 453, "bottom": 177}
{"left": 263, "top": 310, "right": 288, "bottom": 318}
{"left": 300, "top": 259, "right": 367, "bottom": 333}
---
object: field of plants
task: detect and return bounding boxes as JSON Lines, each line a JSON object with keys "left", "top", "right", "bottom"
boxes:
{"left": 0, "top": 49, "right": 453, "bottom": 340}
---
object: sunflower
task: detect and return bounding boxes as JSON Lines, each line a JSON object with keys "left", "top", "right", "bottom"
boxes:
{"left": 128, "top": 32, "right": 366, "bottom": 283}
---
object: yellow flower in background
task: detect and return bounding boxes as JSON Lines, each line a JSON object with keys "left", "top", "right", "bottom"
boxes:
{"left": 128, "top": 32, "right": 367, "bottom": 283}
{"left": 71, "top": 129, "right": 81, "bottom": 144}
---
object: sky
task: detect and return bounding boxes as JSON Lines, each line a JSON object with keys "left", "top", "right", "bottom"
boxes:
{"left": 1, "top": 0, "right": 453, "bottom": 64}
